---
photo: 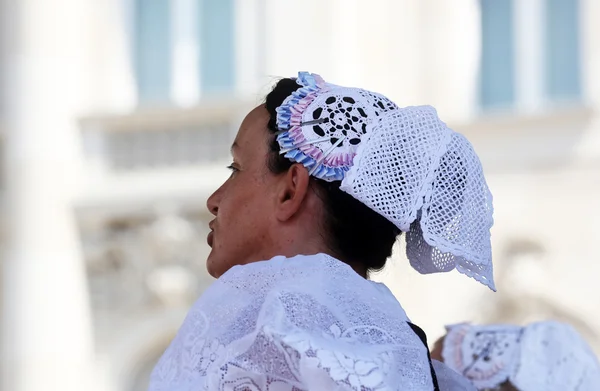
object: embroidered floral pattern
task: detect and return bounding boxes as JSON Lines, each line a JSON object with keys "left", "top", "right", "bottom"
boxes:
{"left": 275, "top": 72, "right": 397, "bottom": 182}
{"left": 442, "top": 323, "right": 522, "bottom": 389}
{"left": 278, "top": 323, "right": 405, "bottom": 390}
{"left": 316, "top": 349, "right": 385, "bottom": 389}
{"left": 199, "top": 339, "right": 226, "bottom": 374}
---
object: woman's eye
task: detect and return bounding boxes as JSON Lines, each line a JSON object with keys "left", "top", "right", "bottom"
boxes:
{"left": 226, "top": 164, "right": 239, "bottom": 174}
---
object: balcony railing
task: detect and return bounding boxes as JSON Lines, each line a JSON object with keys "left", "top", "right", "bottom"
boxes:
{"left": 80, "top": 101, "right": 248, "bottom": 173}
{"left": 74, "top": 101, "right": 252, "bottom": 213}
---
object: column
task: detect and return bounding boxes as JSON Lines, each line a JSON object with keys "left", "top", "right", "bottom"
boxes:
{"left": 356, "top": 0, "right": 424, "bottom": 105}
{"left": 575, "top": 0, "right": 600, "bottom": 162}
{"left": 234, "top": 0, "right": 263, "bottom": 99}
{"left": 88, "top": 0, "right": 138, "bottom": 112}
{"left": 1, "top": 0, "right": 96, "bottom": 390}
{"left": 262, "top": 0, "right": 334, "bottom": 81}
{"left": 420, "top": 0, "right": 482, "bottom": 122}
{"left": 329, "top": 0, "right": 362, "bottom": 86}
{"left": 170, "top": 0, "right": 200, "bottom": 106}
{"left": 581, "top": 0, "right": 600, "bottom": 108}
{"left": 513, "top": 0, "right": 546, "bottom": 113}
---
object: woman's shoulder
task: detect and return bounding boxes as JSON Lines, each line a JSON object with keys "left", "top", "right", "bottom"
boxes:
{"left": 149, "top": 253, "right": 434, "bottom": 390}
{"left": 216, "top": 253, "right": 407, "bottom": 316}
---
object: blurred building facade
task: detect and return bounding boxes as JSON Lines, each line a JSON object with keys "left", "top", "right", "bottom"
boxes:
{"left": 0, "top": 0, "right": 599, "bottom": 390}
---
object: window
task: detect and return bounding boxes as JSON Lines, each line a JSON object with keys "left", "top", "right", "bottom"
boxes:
{"left": 478, "top": 0, "right": 581, "bottom": 112}
{"left": 545, "top": 0, "right": 581, "bottom": 102}
{"left": 198, "top": 0, "right": 235, "bottom": 95}
{"left": 134, "top": 0, "right": 172, "bottom": 105}
{"left": 131, "top": 0, "right": 236, "bottom": 106}
{"left": 479, "top": 0, "right": 515, "bottom": 109}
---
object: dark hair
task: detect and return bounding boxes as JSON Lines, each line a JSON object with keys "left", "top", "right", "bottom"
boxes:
{"left": 264, "top": 78, "right": 401, "bottom": 276}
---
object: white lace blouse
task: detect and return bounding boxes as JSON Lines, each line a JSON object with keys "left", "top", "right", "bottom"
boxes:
{"left": 148, "top": 253, "right": 474, "bottom": 391}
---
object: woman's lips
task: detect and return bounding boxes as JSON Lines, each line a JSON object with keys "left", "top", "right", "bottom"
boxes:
{"left": 207, "top": 231, "right": 214, "bottom": 247}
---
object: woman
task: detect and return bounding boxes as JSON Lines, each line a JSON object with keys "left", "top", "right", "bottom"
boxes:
{"left": 431, "top": 321, "right": 600, "bottom": 390}
{"left": 148, "top": 72, "right": 494, "bottom": 390}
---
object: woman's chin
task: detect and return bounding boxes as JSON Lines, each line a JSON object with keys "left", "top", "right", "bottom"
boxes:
{"left": 205, "top": 251, "right": 220, "bottom": 279}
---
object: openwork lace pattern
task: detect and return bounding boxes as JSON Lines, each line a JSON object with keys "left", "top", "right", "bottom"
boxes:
{"left": 149, "top": 254, "right": 446, "bottom": 390}
{"left": 276, "top": 72, "right": 397, "bottom": 182}
{"left": 276, "top": 73, "right": 495, "bottom": 289}
{"left": 340, "top": 107, "right": 494, "bottom": 289}
{"left": 442, "top": 321, "right": 600, "bottom": 391}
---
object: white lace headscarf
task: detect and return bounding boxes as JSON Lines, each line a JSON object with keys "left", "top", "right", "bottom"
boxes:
{"left": 149, "top": 254, "right": 475, "bottom": 390}
{"left": 276, "top": 72, "right": 495, "bottom": 289}
{"left": 441, "top": 321, "right": 600, "bottom": 390}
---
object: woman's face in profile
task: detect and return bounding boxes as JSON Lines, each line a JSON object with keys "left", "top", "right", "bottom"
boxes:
{"left": 205, "top": 106, "right": 281, "bottom": 278}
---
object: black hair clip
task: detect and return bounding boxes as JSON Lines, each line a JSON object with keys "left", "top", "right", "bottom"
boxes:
{"left": 299, "top": 118, "right": 327, "bottom": 126}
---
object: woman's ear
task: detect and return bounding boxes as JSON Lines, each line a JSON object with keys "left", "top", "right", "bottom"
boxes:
{"left": 274, "top": 164, "right": 311, "bottom": 222}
